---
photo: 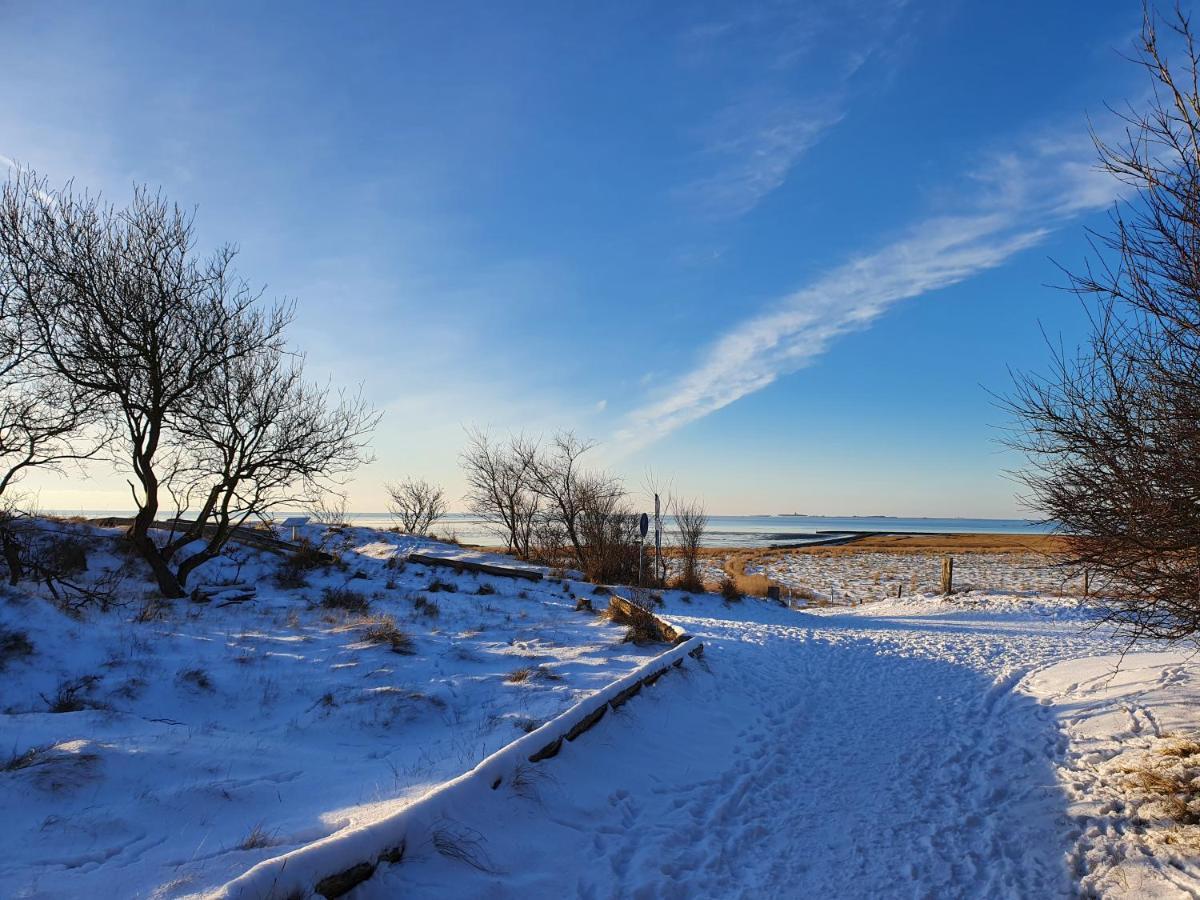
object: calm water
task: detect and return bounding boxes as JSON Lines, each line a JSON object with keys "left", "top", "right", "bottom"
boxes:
{"left": 55, "top": 510, "right": 1053, "bottom": 549}
{"left": 341, "top": 512, "right": 1053, "bottom": 548}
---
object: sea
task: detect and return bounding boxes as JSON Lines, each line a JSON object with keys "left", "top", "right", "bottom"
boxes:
{"left": 54, "top": 511, "right": 1056, "bottom": 549}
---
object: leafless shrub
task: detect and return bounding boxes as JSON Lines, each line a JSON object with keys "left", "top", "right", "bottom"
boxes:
{"left": 0, "top": 627, "right": 33, "bottom": 669}
{"left": 41, "top": 675, "right": 102, "bottom": 713}
{"left": 413, "top": 595, "right": 440, "bottom": 619}
{"left": 719, "top": 576, "right": 744, "bottom": 603}
{"left": 475, "top": 582, "right": 496, "bottom": 595}
{"left": 321, "top": 586, "right": 369, "bottom": 613}
{"left": 307, "top": 492, "right": 351, "bottom": 527}
{"left": 426, "top": 578, "right": 456, "bottom": 593}
{"left": 671, "top": 498, "right": 708, "bottom": 593}
{"left": 461, "top": 429, "right": 539, "bottom": 558}
{"left": 37, "top": 536, "right": 89, "bottom": 577}
{"left": 385, "top": 478, "right": 446, "bottom": 535}
{"left": 1006, "top": 10, "right": 1200, "bottom": 641}
{"left": 506, "top": 666, "right": 533, "bottom": 683}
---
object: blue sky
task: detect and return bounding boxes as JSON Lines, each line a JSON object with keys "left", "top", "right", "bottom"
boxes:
{"left": 1, "top": 1, "right": 1150, "bottom": 516}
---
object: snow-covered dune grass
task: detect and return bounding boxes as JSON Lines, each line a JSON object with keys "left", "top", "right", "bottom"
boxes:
{"left": 0, "top": 521, "right": 660, "bottom": 899}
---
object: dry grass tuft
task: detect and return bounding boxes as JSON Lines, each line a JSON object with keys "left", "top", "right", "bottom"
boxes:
{"left": 237, "top": 822, "right": 278, "bottom": 851}
{"left": 41, "top": 675, "right": 102, "bottom": 713}
{"left": 178, "top": 668, "right": 213, "bottom": 691}
{"left": 505, "top": 664, "right": 562, "bottom": 684}
{"left": 432, "top": 823, "right": 498, "bottom": 873}
{"left": 0, "top": 628, "right": 34, "bottom": 669}
{"left": 360, "top": 615, "right": 415, "bottom": 655}
{"left": 412, "top": 595, "right": 440, "bottom": 619}
{"left": 3, "top": 741, "right": 101, "bottom": 791}
{"left": 321, "top": 586, "right": 370, "bottom": 613}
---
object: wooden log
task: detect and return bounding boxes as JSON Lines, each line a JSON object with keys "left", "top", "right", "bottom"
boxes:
{"left": 407, "top": 553, "right": 542, "bottom": 582}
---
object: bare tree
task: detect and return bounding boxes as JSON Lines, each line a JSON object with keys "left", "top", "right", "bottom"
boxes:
{"left": 386, "top": 477, "right": 447, "bottom": 535}
{"left": 306, "top": 491, "right": 351, "bottom": 527}
{"left": 461, "top": 429, "right": 538, "bottom": 557}
{"left": 0, "top": 235, "right": 102, "bottom": 503}
{"left": 0, "top": 170, "right": 375, "bottom": 596}
{"left": 1007, "top": 7, "right": 1200, "bottom": 640}
{"left": 523, "top": 431, "right": 622, "bottom": 569}
{"left": 163, "top": 349, "right": 377, "bottom": 584}
{"left": 575, "top": 481, "right": 641, "bottom": 584}
{"left": 671, "top": 498, "right": 708, "bottom": 593}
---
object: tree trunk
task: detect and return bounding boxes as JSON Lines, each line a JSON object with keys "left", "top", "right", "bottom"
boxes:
{"left": 1, "top": 529, "right": 22, "bottom": 585}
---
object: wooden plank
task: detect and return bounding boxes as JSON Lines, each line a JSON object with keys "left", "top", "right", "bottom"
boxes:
{"left": 406, "top": 552, "right": 542, "bottom": 582}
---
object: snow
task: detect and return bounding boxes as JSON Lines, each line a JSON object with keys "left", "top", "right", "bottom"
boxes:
{"left": 357, "top": 591, "right": 1200, "bottom": 899}
{"left": 4, "top": 523, "right": 1200, "bottom": 898}
{"left": 0, "top": 522, "right": 659, "bottom": 898}
{"left": 750, "top": 550, "right": 1085, "bottom": 604}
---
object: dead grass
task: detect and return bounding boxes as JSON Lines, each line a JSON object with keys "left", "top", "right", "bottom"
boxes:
{"left": 505, "top": 664, "right": 562, "bottom": 684}
{"left": 3, "top": 741, "right": 101, "bottom": 791}
{"left": 178, "top": 667, "right": 213, "bottom": 691}
{"left": 41, "top": 675, "right": 103, "bottom": 713}
{"left": 432, "top": 823, "right": 498, "bottom": 873}
{"left": 0, "top": 628, "right": 33, "bottom": 669}
{"left": 1122, "top": 736, "right": 1200, "bottom": 825}
{"left": 359, "top": 615, "right": 415, "bottom": 655}
{"left": 321, "top": 586, "right": 370, "bottom": 613}
{"left": 412, "top": 595, "right": 440, "bottom": 619}
{"left": 237, "top": 822, "right": 278, "bottom": 851}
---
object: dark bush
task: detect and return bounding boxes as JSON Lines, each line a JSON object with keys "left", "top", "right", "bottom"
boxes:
{"left": 719, "top": 576, "right": 744, "bottom": 603}
{"left": 321, "top": 586, "right": 369, "bottom": 613}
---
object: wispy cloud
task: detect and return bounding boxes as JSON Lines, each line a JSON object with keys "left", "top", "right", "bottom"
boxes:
{"left": 616, "top": 135, "right": 1120, "bottom": 450}
{"left": 685, "top": 99, "right": 845, "bottom": 218}
{"left": 677, "top": 1, "right": 914, "bottom": 218}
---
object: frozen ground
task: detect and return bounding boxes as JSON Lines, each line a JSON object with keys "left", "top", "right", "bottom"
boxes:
{"left": 358, "top": 590, "right": 1200, "bottom": 899}
{"left": 0, "top": 522, "right": 656, "bottom": 899}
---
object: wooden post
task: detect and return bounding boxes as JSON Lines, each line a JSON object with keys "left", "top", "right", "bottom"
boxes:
{"left": 897, "top": 584, "right": 903, "bottom": 598}
{"left": 1082, "top": 570, "right": 1089, "bottom": 597}
{"left": 941, "top": 557, "right": 954, "bottom": 596}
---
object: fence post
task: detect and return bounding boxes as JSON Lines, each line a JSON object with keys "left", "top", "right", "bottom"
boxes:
{"left": 941, "top": 557, "right": 954, "bottom": 596}
{"left": 1082, "top": 570, "right": 1089, "bottom": 597}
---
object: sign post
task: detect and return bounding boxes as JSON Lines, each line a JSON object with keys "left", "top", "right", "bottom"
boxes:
{"left": 638, "top": 512, "right": 649, "bottom": 586}
{"left": 654, "top": 493, "right": 661, "bottom": 586}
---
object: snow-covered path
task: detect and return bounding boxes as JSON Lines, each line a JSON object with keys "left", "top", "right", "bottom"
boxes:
{"left": 357, "top": 594, "right": 1118, "bottom": 898}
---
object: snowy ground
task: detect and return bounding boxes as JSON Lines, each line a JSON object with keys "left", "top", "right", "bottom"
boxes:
{"left": 751, "top": 550, "right": 1083, "bottom": 604}
{"left": 356, "top": 590, "right": 1200, "bottom": 899}
{"left": 5, "top": 526, "right": 1200, "bottom": 898}
{"left": 0, "top": 522, "right": 657, "bottom": 899}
